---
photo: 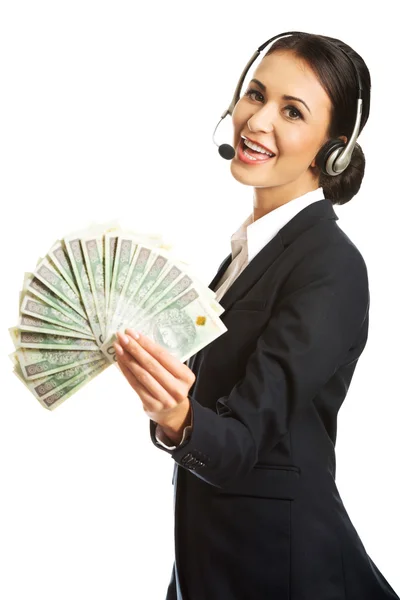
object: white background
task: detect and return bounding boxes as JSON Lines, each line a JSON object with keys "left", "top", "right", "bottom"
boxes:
{"left": 0, "top": 1, "right": 399, "bottom": 598}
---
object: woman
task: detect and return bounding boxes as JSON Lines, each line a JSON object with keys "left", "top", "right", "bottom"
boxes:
{"left": 113, "top": 32, "right": 399, "bottom": 600}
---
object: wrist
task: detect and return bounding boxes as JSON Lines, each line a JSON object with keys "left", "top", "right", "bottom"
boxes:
{"left": 160, "top": 400, "right": 192, "bottom": 443}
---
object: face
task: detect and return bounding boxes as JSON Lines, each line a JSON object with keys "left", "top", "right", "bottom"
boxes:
{"left": 230, "top": 50, "right": 345, "bottom": 210}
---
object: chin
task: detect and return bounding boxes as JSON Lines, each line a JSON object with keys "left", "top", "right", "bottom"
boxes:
{"left": 229, "top": 163, "right": 253, "bottom": 185}
{"left": 229, "top": 161, "right": 273, "bottom": 186}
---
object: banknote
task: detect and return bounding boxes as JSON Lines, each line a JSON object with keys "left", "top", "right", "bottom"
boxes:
{"left": 112, "top": 251, "right": 224, "bottom": 331}
{"left": 104, "top": 231, "right": 119, "bottom": 318}
{"left": 9, "top": 327, "right": 99, "bottom": 351}
{"left": 105, "top": 234, "right": 176, "bottom": 339}
{"left": 10, "top": 348, "right": 105, "bottom": 380}
{"left": 18, "top": 314, "right": 94, "bottom": 340}
{"left": 34, "top": 257, "right": 87, "bottom": 318}
{"left": 24, "top": 273, "right": 92, "bottom": 333}
{"left": 63, "top": 235, "right": 104, "bottom": 345}
{"left": 106, "top": 235, "right": 142, "bottom": 337}
{"left": 20, "top": 294, "right": 95, "bottom": 338}
{"left": 48, "top": 240, "right": 80, "bottom": 295}
{"left": 101, "top": 285, "right": 227, "bottom": 364}
{"left": 13, "top": 358, "right": 107, "bottom": 403}
{"left": 81, "top": 234, "right": 106, "bottom": 338}
{"left": 13, "top": 360, "right": 108, "bottom": 410}
{"left": 108, "top": 244, "right": 164, "bottom": 335}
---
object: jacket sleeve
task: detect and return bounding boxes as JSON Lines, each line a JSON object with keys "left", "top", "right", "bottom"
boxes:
{"left": 149, "top": 244, "right": 370, "bottom": 488}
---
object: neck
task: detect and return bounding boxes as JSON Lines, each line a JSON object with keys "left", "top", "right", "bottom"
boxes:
{"left": 252, "top": 177, "right": 320, "bottom": 222}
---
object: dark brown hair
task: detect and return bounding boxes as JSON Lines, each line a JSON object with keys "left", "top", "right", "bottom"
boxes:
{"left": 264, "top": 32, "right": 371, "bottom": 205}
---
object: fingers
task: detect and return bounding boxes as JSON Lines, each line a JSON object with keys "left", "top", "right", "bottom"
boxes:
{"left": 124, "top": 328, "right": 195, "bottom": 386}
{"left": 116, "top": 358, "right": 162, "bottom": 411}
{"left": 114, "top": 331, "right": 187, "bottom": 403}
{"left": 116, "top": 351, "right": 176, "bottom": 409}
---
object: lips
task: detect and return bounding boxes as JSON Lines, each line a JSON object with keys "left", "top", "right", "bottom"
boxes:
{"left": 241, "top": 135, "right": 276, "bottom": 156}
{"left": 237, "top": 138, "right": 276, "bottom": 164}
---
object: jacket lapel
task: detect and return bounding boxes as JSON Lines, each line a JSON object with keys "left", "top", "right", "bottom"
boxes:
{"left": 208, "top": 199, "right": 338, "bottom": 314}
{"left": 208, "top": 254, "right": 232, "bottom": 290}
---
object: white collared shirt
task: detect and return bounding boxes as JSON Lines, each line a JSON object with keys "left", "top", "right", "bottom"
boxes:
{"left": 155, "top": 187, "right": 325, "bottom": 449}
{"left": 214, "top": 187, "right": 325, "bottom": 302}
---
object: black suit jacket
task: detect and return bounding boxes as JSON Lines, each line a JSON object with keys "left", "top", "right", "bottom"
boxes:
{"left": 150, "top": 198, "right": 399, "bottom": 600}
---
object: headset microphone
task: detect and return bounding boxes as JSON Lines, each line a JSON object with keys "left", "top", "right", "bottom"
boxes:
{"left": 212, "top": 116, "right": 236, "bottom": 160}
{"left": 212, "top": 30, "right": 363, "bottom": 176}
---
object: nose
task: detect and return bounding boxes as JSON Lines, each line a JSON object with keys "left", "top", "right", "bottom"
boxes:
{"left": 247, "top": 103, "right": 275, "bottom": 134}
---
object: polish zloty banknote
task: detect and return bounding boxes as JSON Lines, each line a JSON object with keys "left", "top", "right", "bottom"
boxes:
{"left": 101, "top": 286, "right": 227, "bottom": 364}
{"left": 13, "top": 357, "right": 108, "bottom": 403}
{"left": 106, "top": 234, "right": 175, "bottom": 339}
{"left": 113, "top": 251, "right": 224, "bottom": 331}
{"left": 15, "top": 360, "right": 109, "bottom": 410}
{"left": 116, "top": 267, "right": 213, "bottom": 332}
{"left": 106, "top": 235, "right": 142, "bottom": 337}
{"left": 104, "top": 231, "right": 119, "bottom": 319}
{"left": 78, "top": 220, "right": 121, "bottom": 340}
{"left": 63, "top": 236, "right": 104, "bottom": 346}
{"left": 137, "top": 287, "right": 227, "bottom": 362}
{"left": 18, "top": 314, "right": 94, "bottom": 340}
{"left": 34, "top": 257, "right": 87, "bottom": 318}
{"left": 24, "top": 273, "right": 92, "bottom": 333}
{"left": 10, "top": 348, "right": 105, "bottom": 380}
{"left": 20, "top": 294, "right": 95, "bottom": 338}
{"left": 48, "top": 240, "right": 80, "bottom": 295}
{"left": 81, "top": 234, "right": 106, "bottom": 339}
{"left": 9, "top": 327, "right": 99, "bottom": 351}
{"left": 109, "top": 245, "right": 168, "bottom": 334}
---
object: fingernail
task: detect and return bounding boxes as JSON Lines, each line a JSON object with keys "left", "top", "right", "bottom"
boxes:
{"left": 114, "top": 342, "right": 124, "bottom": 356}
{"left": 126, "top": 328, "right": 140, "bottom": 340}
{"left": 117, "top": 331, "right": 130, "bottom": 345}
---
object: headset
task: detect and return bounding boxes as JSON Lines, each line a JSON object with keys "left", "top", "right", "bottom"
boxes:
{"left": 212, "top": 30, "right": 363, "bottom": 177}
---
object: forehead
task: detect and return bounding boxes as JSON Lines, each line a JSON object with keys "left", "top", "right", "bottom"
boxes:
{"left": 251, "top": 50, "right": 331, "bottom": 114}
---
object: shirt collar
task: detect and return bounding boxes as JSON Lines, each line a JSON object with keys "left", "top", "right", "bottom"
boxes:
{"left": 230, "top": 187, "right": 325, "bottom": 263}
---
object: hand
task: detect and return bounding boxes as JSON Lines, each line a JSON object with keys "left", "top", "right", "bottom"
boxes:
{"left": 113, "top": 328, "right": 195, "bottom": 438}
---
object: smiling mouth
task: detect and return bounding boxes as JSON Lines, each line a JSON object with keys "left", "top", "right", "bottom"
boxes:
{"left": 237, "top": 138, "right": 276, "bottom": 163}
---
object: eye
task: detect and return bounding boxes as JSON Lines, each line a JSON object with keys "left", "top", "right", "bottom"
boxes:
{"left": 243, "top": 88, "right": 304, "bottom": 121}
{"left": 284, "top": 105, "right": 303, "bottom": 120}
{"left": 244, "top": 88, "right": 264, "bottom": 102}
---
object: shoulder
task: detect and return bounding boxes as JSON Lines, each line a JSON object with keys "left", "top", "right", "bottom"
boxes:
{"left": 281, "top": 219, "right": 369, "bottom": 301}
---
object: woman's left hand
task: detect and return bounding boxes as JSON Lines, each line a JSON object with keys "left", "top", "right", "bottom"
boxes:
{"left": 113, "top": 328, "right": 195, "bottom": 436}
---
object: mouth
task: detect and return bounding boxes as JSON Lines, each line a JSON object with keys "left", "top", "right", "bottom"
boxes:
{"left": 237, "top": 137, "right": 276, "bottom": 165}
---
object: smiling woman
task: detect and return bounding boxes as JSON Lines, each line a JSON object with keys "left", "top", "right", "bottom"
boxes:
{"left": 140, "top": 31, "right": 399, "bottom": 600}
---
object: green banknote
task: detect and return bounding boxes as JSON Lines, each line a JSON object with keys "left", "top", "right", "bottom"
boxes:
{"left": 34, "top": 257, "right": 87, "bottom": 318}
{"left": 20, "top": 295, "right": 95, "bottom": 338}
{"left": 15, "top": 360, "right": 108, "bottom": 410}
{"left": 101, "top": 285, "right": 227, "bottom": 364}
{"left": 24, "top": 273, "right": 92, "bottom": 333}
{"left": 13, "top": 358, "right": 108, "bottom": 403}
{"left": 81, "top": 234, "right": 106, "bottom": 340}
{"left": 18, "top": 314, "right": 94, "bottom": 340}
{"left": 48, "top": 240, "right": 80, "bottom": 295}
{"left": 9, "top": 327, "right": 99, "bottom": 351}
{"left": 10, "top": 348, "right": 105, "bottom": 380}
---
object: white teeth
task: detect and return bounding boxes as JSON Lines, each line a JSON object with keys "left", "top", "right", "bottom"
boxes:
{"left": 243, "top": 138, "right": 274, "bottom": 157}
{"left": 243, "top": 150, "right": 260, "bottom": 161}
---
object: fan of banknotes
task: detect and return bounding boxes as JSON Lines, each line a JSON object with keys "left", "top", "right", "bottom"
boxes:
{"left": 9, "top": 221, "right": 227, "bottom": 411}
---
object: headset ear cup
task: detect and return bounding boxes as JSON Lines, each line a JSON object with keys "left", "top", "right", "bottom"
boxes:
{"left": 315, "top": 139, "right": 346, "bottom": 176}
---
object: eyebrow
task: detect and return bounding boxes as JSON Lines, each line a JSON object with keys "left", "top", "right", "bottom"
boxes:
{"left": 249, "top": 78, "right": 312, "bottom": 115}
